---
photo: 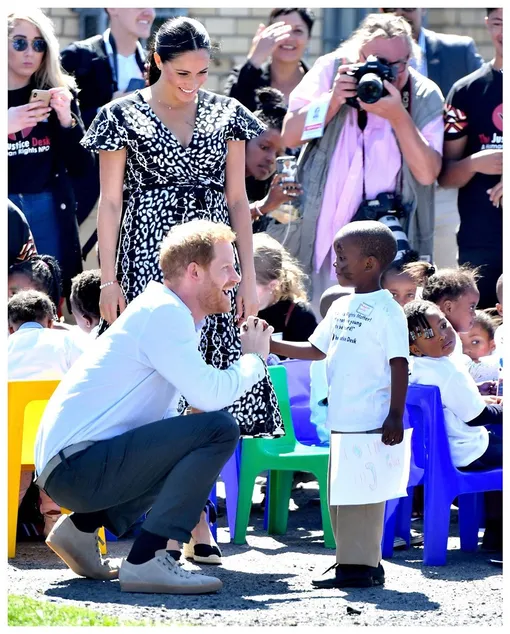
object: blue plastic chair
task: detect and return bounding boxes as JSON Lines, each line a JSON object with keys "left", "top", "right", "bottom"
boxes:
{"left": 406, "top": 384, "right": 502, "bottom": 566}
{"left": 281, "top": 359, "right": 324, "bottom": 446}
{"left": 381, "top": 401, "right": 426, "bottom": 557}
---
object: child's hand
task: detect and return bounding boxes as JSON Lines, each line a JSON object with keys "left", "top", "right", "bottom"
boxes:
{"left": 478, "top": 380, "right": 497, "bottom": 396}
{"left": 381, "top": 413, "right": 404, "bottom": 446}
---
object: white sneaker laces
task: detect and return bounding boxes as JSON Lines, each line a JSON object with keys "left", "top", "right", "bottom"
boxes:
{"left": 160, "top": 553, "right": 194, "bottom": 578}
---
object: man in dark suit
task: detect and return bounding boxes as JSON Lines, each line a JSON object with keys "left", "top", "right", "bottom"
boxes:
{"left": 381, "top": 8, "right": 484, "bottom": 268}
{"left": 60, "top": 8, "right": 155, "bottom": 230}
{"left": 61, "top": 8, "right": 155, "bottom": 129}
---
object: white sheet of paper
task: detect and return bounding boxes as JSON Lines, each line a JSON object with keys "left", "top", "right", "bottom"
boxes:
{"left": 301, "top": 93, "right": 332, "bottom": 142}
{"left": 329, "top": 429, "right": 413, "bottom": 506}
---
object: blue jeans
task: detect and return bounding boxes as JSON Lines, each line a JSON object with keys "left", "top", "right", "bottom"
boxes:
{"left": 9, "top": 191, "right": 62, "bottom": 264}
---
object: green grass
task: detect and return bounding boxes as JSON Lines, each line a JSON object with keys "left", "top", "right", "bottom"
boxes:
{"left": 7, "top": 594, "right": 159, "bottom": 626}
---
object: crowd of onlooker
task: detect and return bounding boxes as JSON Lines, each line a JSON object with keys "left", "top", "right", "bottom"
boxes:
{"left": 7, "top": 7, "right": 503, "bottom": 568}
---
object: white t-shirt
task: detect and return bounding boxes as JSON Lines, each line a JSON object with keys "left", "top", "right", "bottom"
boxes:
{"left": 34, "top": 282, "right": 265, "bottom": 475}
{"left": 495, "top": 324, "right": 503, "bottom": 353}
{"left": 309, "top": 359, "right": 329, "bottom": 444}
{"left": 453, "top": 330, "right": 499, "bottom": 382}
{"left": 116, "top": 53, "right": 143, "bottom": 93}
{"left": 409, "top": 356, "right": 488, "bottom": 467}
{"left": 8, "top": 322, "right": 85, "bottom": 380}
{"left": 309, "top": 289, "right": 409, "bottom": 433}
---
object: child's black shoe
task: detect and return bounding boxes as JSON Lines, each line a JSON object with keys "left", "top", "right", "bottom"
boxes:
{"left": 312, "top": 562, "right": 385, "bottom": 589}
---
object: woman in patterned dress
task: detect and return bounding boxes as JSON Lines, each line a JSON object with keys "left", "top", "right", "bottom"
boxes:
{"left": 82, "top": 17, "right": 283, "bottom": 561}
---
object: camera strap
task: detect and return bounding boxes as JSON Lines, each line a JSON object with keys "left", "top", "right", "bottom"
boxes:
{"left": 359, "top": 77, "right": 412, "bottom": 201}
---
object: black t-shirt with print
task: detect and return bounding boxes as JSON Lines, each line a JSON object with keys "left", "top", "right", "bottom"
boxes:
{"left": 444, "top": 63, "right": 503, "bottom": 252}
{"left": 8, "top": 84, "right": 56, "bottom": 194}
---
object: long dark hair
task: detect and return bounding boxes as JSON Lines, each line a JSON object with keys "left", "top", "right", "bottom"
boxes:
{"left": 147, "top": 17, "right": 212, "bottom": 86}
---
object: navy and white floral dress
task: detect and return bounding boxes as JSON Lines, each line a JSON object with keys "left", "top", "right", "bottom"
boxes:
{"left": 82, "top": 89, "right": 283, "bottom": 437}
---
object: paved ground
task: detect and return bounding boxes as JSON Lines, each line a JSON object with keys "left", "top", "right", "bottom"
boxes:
{"left": 8, "top": 481, "right": 503, "bottom": 627}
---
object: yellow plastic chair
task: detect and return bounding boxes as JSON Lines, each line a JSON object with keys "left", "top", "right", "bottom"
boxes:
{"left": 8, "top": 380, "right": 106, "bottom": 558}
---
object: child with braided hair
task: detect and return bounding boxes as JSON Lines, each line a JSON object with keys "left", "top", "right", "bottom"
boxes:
{"left": 404, "top": 299, "right": 502, "bottom": 556}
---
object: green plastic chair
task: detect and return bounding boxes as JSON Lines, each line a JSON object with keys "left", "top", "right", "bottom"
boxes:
{"left": 233, "top": 364, "right": 334, "bottom": 548}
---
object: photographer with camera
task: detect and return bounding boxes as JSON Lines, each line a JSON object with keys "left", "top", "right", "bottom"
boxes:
{"left": 281, "top": 13, "right": 443, "bottom": 314}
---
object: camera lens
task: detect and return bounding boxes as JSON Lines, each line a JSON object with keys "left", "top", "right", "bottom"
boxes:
{"left": 357, "top": 73, "right": 383, "bottom": 104}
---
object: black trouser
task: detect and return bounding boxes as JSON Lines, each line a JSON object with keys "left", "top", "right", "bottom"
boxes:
{"left": 460, "top": 431, "right": 502, "bottom": 524}
{"left": 42, "top": 410, "right": 239, "bottom": 542}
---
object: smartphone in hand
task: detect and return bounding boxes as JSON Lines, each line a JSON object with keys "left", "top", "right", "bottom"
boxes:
{"left": 29, "top": 89, "right": 52, "bottom": 123}
{"left": 125, "top": 77, "right": 146, "bottom": 93}
{"left": 29, "top": 89, "right": 52, "bottom": 107}
{"left": 276, "top": 155, "right": 298, "bottom": 183}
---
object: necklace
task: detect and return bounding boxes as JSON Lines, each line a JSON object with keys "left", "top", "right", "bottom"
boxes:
{"left": 158, "top": 99, "right": 172, "bottom": 110}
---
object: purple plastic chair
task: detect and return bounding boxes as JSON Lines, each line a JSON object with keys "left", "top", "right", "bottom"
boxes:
{"left": 405, "top": 384, "right": 502, "bottom": 566}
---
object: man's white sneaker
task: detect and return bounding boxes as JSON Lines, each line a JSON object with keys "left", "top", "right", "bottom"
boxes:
{"left": 119, "top": 549, "right": 223, "bottom": 594}
{"left": 45, "top": 514, "right": 121, "bottom": 580}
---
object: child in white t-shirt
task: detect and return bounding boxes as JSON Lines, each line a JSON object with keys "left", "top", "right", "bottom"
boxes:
{"left": 271, "top": 221, "right": 409, "bottom": 589}
{"left": 418, "top": 265, "right": 498, "bottom": 394}
{"left": 309, "top": 286, "right": 355, "bottom": 445}
{"left": 70, "top": 269, "right": 101, "bottom": 337}
{"left": 404, "top": 299, "right": 502, "bottom": 554}
{"left": 381, "top": 252, "right": 434, "bottom": 309}
{"left": 8, "top": 290, "right": 86, "bottom": 537}
{"left": 460, "top": 310, "right": 499, "bottom": 382}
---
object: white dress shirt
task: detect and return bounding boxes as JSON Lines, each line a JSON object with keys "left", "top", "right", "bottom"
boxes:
{"left": 410, "top": 29, "right": 429, "bottom": 78}
{"left": 8, "top": 322, "right": 86, "bottom": 380}
{"left": 35, "top": 282, "right": 265, "bottom": 475}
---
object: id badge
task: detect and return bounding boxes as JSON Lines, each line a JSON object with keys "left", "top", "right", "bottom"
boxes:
{"left": 301, "top": 93, "right": 332, "bottom": 142}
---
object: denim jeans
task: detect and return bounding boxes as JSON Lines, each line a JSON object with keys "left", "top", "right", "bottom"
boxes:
{"left": 9, "top": 191, "right": 62, "bottom": 264}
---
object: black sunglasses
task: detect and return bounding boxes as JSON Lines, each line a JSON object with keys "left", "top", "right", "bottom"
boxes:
{"left": 11, "top": 36, "right": 47, "bottom": 53}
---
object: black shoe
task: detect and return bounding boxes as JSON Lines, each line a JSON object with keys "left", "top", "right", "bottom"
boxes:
{"left": 372, "top": 562, "right": 385, "bottom": 586}
{"left": 312, "top": 563, "right": 384, "bottom": 589}
{"left": 481, "top": 524, "right": 502, "bottom": 553}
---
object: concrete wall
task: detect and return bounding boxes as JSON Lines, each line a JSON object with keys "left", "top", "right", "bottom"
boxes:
{"left": 427, "top": 8, "right": 493, "bottom": 62}
{"left": 41, "top": 7, "right": 493, "bottom": 93}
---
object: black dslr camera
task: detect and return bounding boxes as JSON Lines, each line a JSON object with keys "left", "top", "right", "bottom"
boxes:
{"left": 345, "top": 55, "right": 395, "bottom": 108}
{"left": 353, "top": 193, "right": 414, "bottom": 260}
{"left": 354, "top": 192, "right": 411, "bottom": 222}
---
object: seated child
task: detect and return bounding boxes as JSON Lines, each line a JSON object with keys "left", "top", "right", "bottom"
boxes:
{"left": 254, "top": 233, "right": 317, "bottom": 352}
{"left": 404, "top": 299, "right": 503, "bottom": 554}
{"left": 460, "top": 310, "right": 499, "bottom": 382}
{"left": 8, "top": 290, "right": 86, "bottom": 537}
{"left": 271, "top": 221, "right": 409, "bottom": 589}
{"left": 495, "top": 274, "right": 503, "bottom": 353}
{"left": 309, "top": 285, "right": 354, "bottom": 445}
{"left": 381, "top": 251, "right": 433, "bottom": 308}
{"left": 70, "top": 269, "right": 101, "bottom": 336}
{"left": 419, "top": 265, "right": 496, "bottom": 390}
{"left": 8, "top": 255, "right": 67, "bottom": 329}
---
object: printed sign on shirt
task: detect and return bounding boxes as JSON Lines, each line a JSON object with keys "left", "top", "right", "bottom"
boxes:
{"left": 301, "top": 93, "right": 332, "bottom": 142}
{"left": 329, "top": 429, "right": 413, "bottom": 505}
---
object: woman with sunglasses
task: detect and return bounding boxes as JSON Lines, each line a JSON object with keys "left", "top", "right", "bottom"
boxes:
{"left": 8, "top": 9, "right": 92, "bottom": 299}
{"left": 278, "top": 12, "right": 444, "bottom": 316}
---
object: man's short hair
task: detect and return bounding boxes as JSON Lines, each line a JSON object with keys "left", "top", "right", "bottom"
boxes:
{"left": 335, "top": 221, "right": 397, "bottom": 270}
{"left": 8, "top": 289, "right": 55, "bottom": 326}
{"left": 159, "top": 220, "right": 236, "bottom": 282}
